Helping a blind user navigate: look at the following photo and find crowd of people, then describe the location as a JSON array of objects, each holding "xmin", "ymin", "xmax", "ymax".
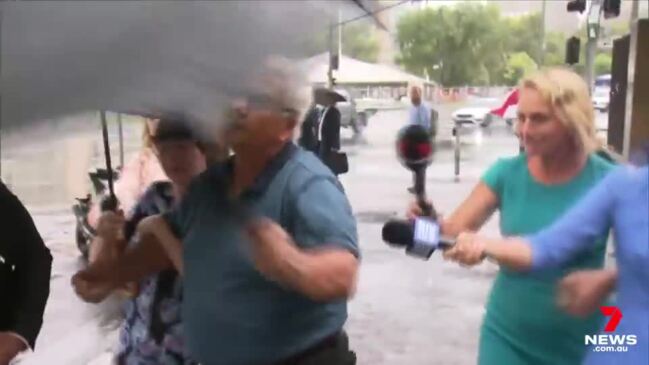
[{"xmin": 0, "ymin": 57, "xmax": 646, "ymax": 365}]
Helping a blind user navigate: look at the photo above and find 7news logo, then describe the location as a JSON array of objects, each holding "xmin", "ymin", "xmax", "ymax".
[{"xmin": 585, "ymin": 306, "xmax": 637, "ymax": 353}]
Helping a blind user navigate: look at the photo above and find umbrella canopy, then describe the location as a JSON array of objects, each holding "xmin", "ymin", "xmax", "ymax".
[
  {"xmin": 313, "ymin": 88, "xmax": 347, "ymax": 105},
  {"xmin": 0, "ymin": 1, "xmax": 377, "ymax": 132}
]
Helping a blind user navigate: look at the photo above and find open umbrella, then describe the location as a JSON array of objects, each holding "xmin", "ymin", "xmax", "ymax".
[
  {"xmin": 314, "ymin": 88, "xmax": 347, "ymax": 105},
  {"xmin": 0, "ymin": 1, "xmax": 383, "ymax": 129},
  {"xmin": 0, "ymin": 0, "xmax": 388, "ymax": 186}
]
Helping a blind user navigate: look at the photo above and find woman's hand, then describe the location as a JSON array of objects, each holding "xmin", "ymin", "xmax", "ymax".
[
  {"xmin": 558, "ymin": 269, "xmax": 617, "ymax": 317},
  {"xmin": 442, "ymin": 232, "xmax": 487, "ymax": 266},
  {"xmin": 96, "ymin": 210, "xmax": 125, "ymax": 244},
  {"xmin": 407, "ymin": 200, "xmax": 441, "ymax": 220}
]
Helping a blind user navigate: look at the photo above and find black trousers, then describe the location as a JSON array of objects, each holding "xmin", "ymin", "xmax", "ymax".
[{"xmin": 272, "ymin": 331, "xmax": 356, "ymax": 365}]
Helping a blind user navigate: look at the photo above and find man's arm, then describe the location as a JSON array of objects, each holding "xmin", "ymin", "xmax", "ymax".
[
  {"xmin": 5, "ymin": 188, "xmax": 52, "ymax": 350},
  {"xmin": 247, "ymin": 219, "xmax": 358, "ymax": 302},
  {"xmin": 248, "ymin": 176, "xmax": 359, "ymax": 302},
  {"xmin": 279, "ymin": 248, "xmax": 357, "ymax": 301}
]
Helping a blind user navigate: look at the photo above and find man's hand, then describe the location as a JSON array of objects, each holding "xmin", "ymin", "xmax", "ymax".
[
  {"xmin": 558, "ymin": 269, "xmax": 617, "ymax": 317},
  {"xmin": 0, "ymin": 332, "xmax": 27, "ymax": 365},
  {"xmin": 442, "ymin": 232, "xmax": 486, "ymax": 266},
  {"xmin": 245, "ymin": 218, "xmax": 295, "ymax": 283}
]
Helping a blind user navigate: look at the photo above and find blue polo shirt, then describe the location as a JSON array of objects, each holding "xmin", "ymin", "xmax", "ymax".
[{"xmin": 164, "ymin": 143, "xmax": 359, "ymax": 365}]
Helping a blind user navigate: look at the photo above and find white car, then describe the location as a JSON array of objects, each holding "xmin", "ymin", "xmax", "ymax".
[
  {"xmin": 592, "ymin": 88, "xmax": 610, "ymax": 112},
  {"xmin": 452, "ymin": 98, "xmax": 499, "ymax": 130}
]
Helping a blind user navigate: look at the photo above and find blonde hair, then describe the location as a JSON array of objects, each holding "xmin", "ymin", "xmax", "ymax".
[{"xmin": 519, "ymin": 67, "xmax": 601, "ymax": 153}]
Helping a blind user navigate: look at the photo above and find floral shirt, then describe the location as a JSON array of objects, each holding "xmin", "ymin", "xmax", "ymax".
[{"xmin": 117, "ymin": 181, "xmax": 195, "ymax": 365}]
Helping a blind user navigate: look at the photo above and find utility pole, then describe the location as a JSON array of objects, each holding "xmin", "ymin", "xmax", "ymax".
[
  {"xmin": 540, "ymin": 0, "xmax": 547, "ymax": 66},
  {"xmin": 327, "ymin": 19, "xmax": 335, "ymax": 89},
  {"xmin": 630, "ymin": 0, "xmax": 639, "ymax": 28},
  {"xmin": 338, "ymin": 8, "xmax": 343, "ymax": 58},
  {"xmin": 585, "ymin": 0, "xmax": 602, "ymax": 91}
]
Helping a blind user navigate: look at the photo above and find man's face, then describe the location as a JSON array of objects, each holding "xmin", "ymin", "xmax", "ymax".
[
  {"xmin": 154, "ymin": 140, "xmax": 206, "ymax": 187},
  {"xmin": 410, "ymin": 88, "xmax": 421, "ymax": 105},
  {"xmin": 225, "ymin": 96, "xmax": 295, "ymax": 154}
]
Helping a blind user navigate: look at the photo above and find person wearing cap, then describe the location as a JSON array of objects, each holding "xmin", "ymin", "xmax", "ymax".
[
  {"xmin": 87, "ymin": 115, "xmax": 209, "ymax": 365},
  {"xmin": 73, "ymin": 57, "xmax": 359, "ymax": 365},
  {"xmin": 317, "ymin": 90, "xmax": 342, "ymax": 175}
]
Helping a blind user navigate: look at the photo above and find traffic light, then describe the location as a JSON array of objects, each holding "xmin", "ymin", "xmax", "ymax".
[
  {"xmin": 567, "ymin": 0, "xmax": 587, "ymax": 13},
  {"xmin": 603, "ymin": 0, "xmax": 621, "ymax": 18},
  {"xmin": 566, "ymin": 36, "xmax": 581, "ymax": 65}
]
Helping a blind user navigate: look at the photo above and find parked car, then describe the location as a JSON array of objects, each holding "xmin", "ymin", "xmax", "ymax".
[
  {"xmin": 592, "ymin": 87, "xmax": 610, "ymax": 112},
  {"xmin": 452, "ymin": 97, "xmax": 500, "ymax": 130},
  {"xmin": 334, "ymin": 88, "xmax": 369, "ymax": 134}
]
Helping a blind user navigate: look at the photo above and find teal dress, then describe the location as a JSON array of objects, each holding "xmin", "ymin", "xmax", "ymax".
[{"xmin": 479, "ymin": 154, "xmax": 614, "ymax": 365}]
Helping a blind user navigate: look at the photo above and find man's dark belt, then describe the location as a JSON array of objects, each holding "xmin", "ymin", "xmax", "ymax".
[{"xmin": 271, "ymin": 331, "xmax": 354, "ymax": 365}]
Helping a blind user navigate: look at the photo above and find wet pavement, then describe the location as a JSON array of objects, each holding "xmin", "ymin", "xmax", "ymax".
[{"xmin": 7, "ymin": 106, "xmax": 533, "ymax": 364}]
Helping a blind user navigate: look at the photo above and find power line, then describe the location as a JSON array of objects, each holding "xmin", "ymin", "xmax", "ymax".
[{"xmin": 338, "ymin": 0, "xmax": 411, "ymax": 28}]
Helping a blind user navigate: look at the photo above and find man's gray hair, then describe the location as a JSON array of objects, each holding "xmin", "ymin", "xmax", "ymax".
[{"xmin": 254, "ymin": 55, "xmax": 312, "ymax": 125}]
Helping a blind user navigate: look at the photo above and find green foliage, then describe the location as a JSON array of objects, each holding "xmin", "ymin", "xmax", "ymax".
[
  {"xmin": 395, "ymin": 2, "xmax": 561, "ymax": 86},
  {"xmin": 504, "ymin": 52, "xmax": 538, "ymax": 86},
  {"xmin": 544, "ymin": 32, "xmax": 568, "ymax": 67},
  {"xmin": 304, "ymin": 22, "xmax": 380, "ymax": 63},
  {"xmin": 395, "ymin": 2, "xmax": 509, "ymax": 86},
  {"xmin": 595, "ymin": 53, "xmax": 612, "ymax": 76},
  {"xmin": 504, "ymin": 13, "xmax": 544, "ymax": 65}
]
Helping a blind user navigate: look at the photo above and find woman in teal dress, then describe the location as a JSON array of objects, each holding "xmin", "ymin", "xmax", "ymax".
[{"xmin": 409, "ymin": 68, "xmax": 614, "ymax": 364}]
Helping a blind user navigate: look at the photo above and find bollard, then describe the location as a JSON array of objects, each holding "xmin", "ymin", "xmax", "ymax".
[{"xmin": 453, "ymin": 126, "xmax": 460, "ymax": 182}]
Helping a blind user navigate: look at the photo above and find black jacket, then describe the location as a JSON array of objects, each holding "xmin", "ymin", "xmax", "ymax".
[
  {"xmin": 318, "ymin": 106, "xmax": 341, "ymax": 157},
  {"xmin": 298, "ymin": 106, "xmax": 320, "ymax": 154},
  {"xmin": 0, "ymin": 181, "xmax": 52, "ymax": 348}
]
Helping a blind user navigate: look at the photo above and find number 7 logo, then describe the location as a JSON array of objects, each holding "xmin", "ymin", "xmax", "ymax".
[{"xmin": 601, "ymin": 306, "xmax": 623, "ymax": 332}]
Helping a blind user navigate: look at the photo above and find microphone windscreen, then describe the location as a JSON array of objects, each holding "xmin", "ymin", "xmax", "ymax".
[{"xmin": 382, "ymin": 220, "xmax": 414, "ymax": 247}]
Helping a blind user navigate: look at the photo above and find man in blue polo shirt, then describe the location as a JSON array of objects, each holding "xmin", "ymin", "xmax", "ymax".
[{"xmin": 73, "ymin": 57, "xmax": 360, "ymax": 365}]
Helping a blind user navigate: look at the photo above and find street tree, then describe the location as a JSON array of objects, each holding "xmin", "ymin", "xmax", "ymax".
[{"xmin": 395, "ymin": 2, "xmax": 508, "ymax": 86}]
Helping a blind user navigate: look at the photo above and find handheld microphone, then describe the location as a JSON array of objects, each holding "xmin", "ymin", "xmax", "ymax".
[
  {"xmin": 382, "ymin": 218, "xmax": 455, "ymax": 260},
  {"xmin": 396, "ymin": 124, "xmax": 436, "ymax": 218}
]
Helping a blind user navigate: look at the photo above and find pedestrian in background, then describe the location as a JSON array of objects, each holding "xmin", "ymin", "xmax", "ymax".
[
  {"xmin": 318, "ymin": 90, "xmax": 343, "ymax": 176},
  {"xmin": 407, "ymin": 86, "xmax": 431, "ymax": 132},
  {"xmin": 299, "ymin": 96, "xmax": 321, "ymax": 154}
]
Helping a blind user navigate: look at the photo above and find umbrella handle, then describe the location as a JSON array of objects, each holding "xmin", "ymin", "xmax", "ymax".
[
  {"xmin": 100, "ymin": 194, "xmax": 119, "ymax": 212},
  {"xmin": 100, "ymin": 110, "xmax": 118, "ymax": 211}
]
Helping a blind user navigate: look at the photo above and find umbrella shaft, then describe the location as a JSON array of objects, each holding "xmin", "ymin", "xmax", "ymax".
[{"xmin": 100, "ymin": 111, "xmax": 115, "ymax": 199}]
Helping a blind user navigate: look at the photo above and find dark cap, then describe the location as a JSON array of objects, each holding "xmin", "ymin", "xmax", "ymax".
[{"xmin": 152, "ymin": 113, "xmax": 202, "ymax": 144}]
